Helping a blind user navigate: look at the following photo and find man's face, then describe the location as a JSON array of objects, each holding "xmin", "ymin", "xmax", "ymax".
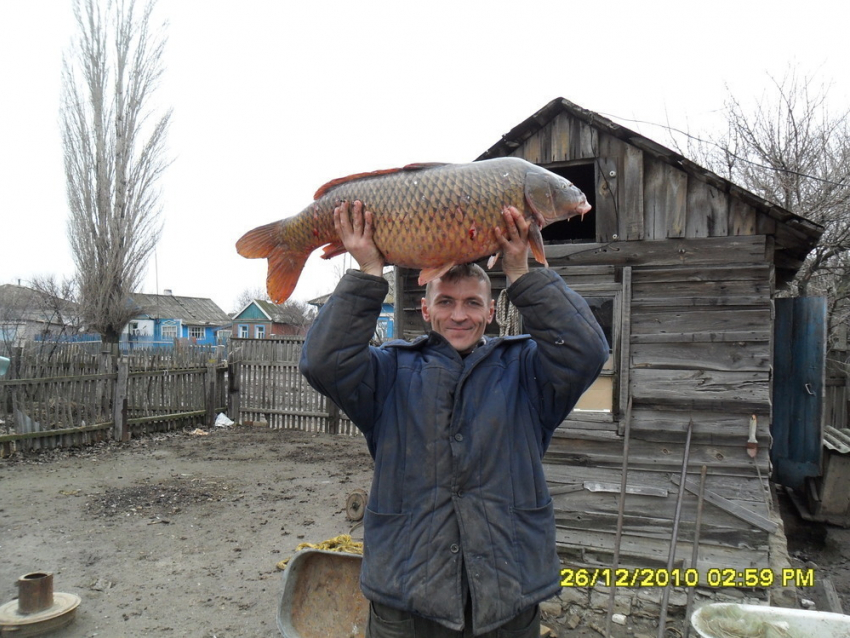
[{"xmin": 421, "ymin": 276, "xmax": 495, "ymax": 354}]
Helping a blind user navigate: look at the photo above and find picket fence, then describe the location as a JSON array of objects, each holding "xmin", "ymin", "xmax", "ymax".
[
  {"xmin": 0, "ymin": 343, "xmax": 227, "ymax": 456},
  {"xmin": 228, "ymin": 337, "xmax": 357, "ymax": 435}
]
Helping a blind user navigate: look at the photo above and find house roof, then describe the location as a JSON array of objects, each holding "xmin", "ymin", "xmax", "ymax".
[
  {"xmin": 477, "ymin": 97, "xmax": 823, "ymax": 263},
  {"xmin": 308, "ymin": 272, "xmax": 395, "ymax": 308},
  {"xmin": 0, "ymin": 284, "xmax": 76, "ymax": 326},
  {"xmin": 128, "ymin": 293, "xmax": 230, "ymax": 326},
  {"xmin": 258, "ymin": 299, "xmax": 305, "ymax": 323}
]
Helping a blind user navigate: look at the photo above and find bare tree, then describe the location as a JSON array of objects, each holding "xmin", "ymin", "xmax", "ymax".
[
  {"xmin": 62, "ymin": 0, "xmax": 171, "ymax": 347},
  {"xmin": 0, "ymin": 277, "xmax": 83, "ymax": 358},
  {"xmin": 232, "ymin": 286, "xmax": 271, "ymax": 315},
  {"xmin": 685, "ymin": 70, "xmax": 850, "ymax": 345}
]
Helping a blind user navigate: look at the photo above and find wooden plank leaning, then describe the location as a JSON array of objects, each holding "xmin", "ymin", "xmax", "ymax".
[{"xmin": 669, "ymin": 475, "xmax": 778, "ymax": 534}]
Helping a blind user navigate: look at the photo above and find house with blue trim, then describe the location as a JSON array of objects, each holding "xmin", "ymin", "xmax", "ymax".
[
  {"xmin": 232, "ymin": 299, "xmax": 314, "ymax": 338},
  {"xmin": 307, "ymin": 273, "xmax": 395, "ymax": 342},
  {"xmin": 124, "ymin": 291, "xmax": 230, "ymax": 347}
]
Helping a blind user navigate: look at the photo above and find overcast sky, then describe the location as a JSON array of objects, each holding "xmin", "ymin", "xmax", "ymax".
[{"xmin": 1, "ymin": 0, "xmax": 848, "ymax": 313}]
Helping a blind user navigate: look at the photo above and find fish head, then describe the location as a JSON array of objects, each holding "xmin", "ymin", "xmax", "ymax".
[{"xmin": 524, "ymin": 169, "xmax": 591, "ymax": 227}]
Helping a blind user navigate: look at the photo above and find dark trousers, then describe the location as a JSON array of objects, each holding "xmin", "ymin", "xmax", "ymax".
[{"xmin": 366, "ymin": 600, "xmax": 540, "ymax": 638}]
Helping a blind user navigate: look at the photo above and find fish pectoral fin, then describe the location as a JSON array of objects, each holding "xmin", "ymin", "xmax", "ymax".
[
  {"xmin": 418, "ymin": 263, "xmax": 456, "ymax": 286},
  {"xmin": 528, "ymin": 224, "xmax": 549, "ymax": 268},
  {"xmin": 320, "ymin": 241, "xmax": 347, "ymax": 260},
  {"xmin": 487, "ymin": 252, "xmax": 501, "ymax": 269}
]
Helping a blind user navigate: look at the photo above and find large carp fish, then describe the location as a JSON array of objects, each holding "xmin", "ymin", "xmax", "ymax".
[{"xmin": 236, "ymin": 157, "xmax": 591, "ymax": 303}]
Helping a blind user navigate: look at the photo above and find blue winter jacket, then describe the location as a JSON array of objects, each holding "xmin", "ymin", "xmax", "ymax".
[{"xmin": 299, "ymin": 268, "xmax": 608, "ymax": 635}]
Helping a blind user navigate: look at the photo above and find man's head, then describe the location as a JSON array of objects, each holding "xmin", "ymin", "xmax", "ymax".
[{"xmin": 421, "ymin": 264, "xmax": 495, "ymax": 354}]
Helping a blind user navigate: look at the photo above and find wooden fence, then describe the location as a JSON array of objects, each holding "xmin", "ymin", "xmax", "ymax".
[
  {"xmin": 0, "ymin": 344, "xmax": 227, "ymax": 456},
  {"xmin": 826, "ymin": 350, "xmax": 848, "ymax": 430},
  {"xmin": 228, "ymin": 337, "xmax": 356, "ymax": 435}
]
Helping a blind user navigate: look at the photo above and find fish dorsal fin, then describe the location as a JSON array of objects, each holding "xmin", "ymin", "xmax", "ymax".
[{"xmin": 313, "ymin": 163, "xmax": 450, "ymax": 200}]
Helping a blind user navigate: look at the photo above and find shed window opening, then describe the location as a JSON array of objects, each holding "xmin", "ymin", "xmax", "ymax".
[
  {"xmin": 573, "ymin": 295, "xmax": 615, "ymax": 413},
  {"xmin": 540, "ymin": 162, "xmax": 596, "ymax": 244}
]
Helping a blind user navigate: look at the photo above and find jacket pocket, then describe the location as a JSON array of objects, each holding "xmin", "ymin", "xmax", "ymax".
[
  {"xmin": 510, "ymin": 500, "xmax": 558, "ymax": 595},
  {"xmin": 362, "ymin": 508, "xmax": 412, "ymax": 599}
]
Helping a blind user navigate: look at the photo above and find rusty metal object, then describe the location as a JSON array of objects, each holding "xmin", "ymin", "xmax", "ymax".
[
  {"xmin": 17, "ymin": 572, "xmax": 53, "ymax": 615},
  {"xmin": 0, "ymin": 572, "xmax": 81, "ymax": 637},
  {"xmin": 277, "ymin": 550, "xmax": 368, "ymax": 638},
  {"xmin": 346, "ymin": 489, "xmax": 368, "ymax": 522}
]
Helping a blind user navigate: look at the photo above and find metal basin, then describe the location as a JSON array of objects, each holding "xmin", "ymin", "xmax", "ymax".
[
  {"xmin": 691, "ymin": 602, "xmax": 850, "ymax": 638},
  {"xmin": 277, "ymin": 550, "xmax": 368, "ymax": 638}
]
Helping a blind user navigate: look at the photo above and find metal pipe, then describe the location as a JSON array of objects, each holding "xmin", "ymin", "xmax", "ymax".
[
  {"xmin": 605, "ymin": 397, "xmax": 633, "ymax": 638},
  {"xmin": 657, "ymin": 418, "xmax": 694, "ymax": 638},
  {"xmin": 683, "ymin": 465, "xmax": 708, "ymax": 638},
  {"xmin": 17, "ymin": 572, "xmax": 54, "ymax": 615}
]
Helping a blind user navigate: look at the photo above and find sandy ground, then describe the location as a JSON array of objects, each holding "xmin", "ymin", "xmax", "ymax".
[{"xmin": 1, "ymin": 426, "xmax": 846, "ymax": 638}]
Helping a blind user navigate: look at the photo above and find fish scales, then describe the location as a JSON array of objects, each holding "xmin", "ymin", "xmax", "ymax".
[{"xmin": 236, "ymin": 158, "xmax": 590, "ymax": 303}]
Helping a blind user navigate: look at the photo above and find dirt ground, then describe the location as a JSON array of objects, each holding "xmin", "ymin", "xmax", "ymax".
[
  {"xmin": 1, "ymin": 426, "xmax": 375, "ymax": 638},
  {"xmin": 1, "ymin": 426, "xmax": 847, "ymax": 638}
]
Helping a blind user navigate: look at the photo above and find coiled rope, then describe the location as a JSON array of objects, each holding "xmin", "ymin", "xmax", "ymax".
[{"xmin": 495, "ymin": 289, "xmax": 521, "ymax": 336}]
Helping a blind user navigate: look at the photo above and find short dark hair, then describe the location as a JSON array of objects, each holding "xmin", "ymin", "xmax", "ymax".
[{"xmin": 424, "ymin": 263, "xmax": 491, "ymax": 301}]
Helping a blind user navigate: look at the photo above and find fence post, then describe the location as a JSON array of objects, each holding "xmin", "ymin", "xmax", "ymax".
[
  {"xmin": 113, "ymin": 359, "xmax": 129, "ymax": 442},
  {"xmin": 327, "ymin": 401, "xmax": 340, "ymax": 435},
  {"xmin": 229, "ymin": 361, "xmax": 240, "ymax": 424},
  {"xmin": 206, "ymin": 362, "xmax": 216, "ymax": 426}
]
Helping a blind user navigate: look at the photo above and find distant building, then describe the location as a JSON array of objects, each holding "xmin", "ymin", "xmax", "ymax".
[
  {"xmin": 0, "ymin": 284, "xmax": 80, "ymax": 351},
  {"xmin": 231, "ymin": 299, "xmax": 312, "ymax": 338},
  {"xmin": 125, "ymin": 291, "xmax": 230, "ymax": 347},
  {"xmin": 307, "ymin": 273, "xmax": 395, "ymax": 341}
]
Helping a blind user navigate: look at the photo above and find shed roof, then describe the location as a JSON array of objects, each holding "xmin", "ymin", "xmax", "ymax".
[
  {"xmin": 477, "ymin": 97, "xmax": 823, "ymax": 271},
  {"xmin": 129, "ymin": 293, "xmax": 230, "ymax": 326}
]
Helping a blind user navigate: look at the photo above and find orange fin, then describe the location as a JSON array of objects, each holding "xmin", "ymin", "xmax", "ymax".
[
  {"xmin": 313, "ymin": 163, "xmax": 450, "ymax": 200},
  {"xmin": 236, "ymin": 221, "xmax": 279, "ymax": 259},
  {"xmin": 320, "ymin": 241, "xmax": 347, "ymax": 260},
  {"xmin": 528, "ymin": 224, "xmax": 549, "ymax": 267},
  {"xmin": 265, "ymin": 247, "xmax": 310, "ymax": 304},
  {"xmin": 236, "ymin": 221, "xmax": 308, "ymax": 304},
  {"xmin": 418, "ymin": 262, "xmax": 456, "ymax": 286}
]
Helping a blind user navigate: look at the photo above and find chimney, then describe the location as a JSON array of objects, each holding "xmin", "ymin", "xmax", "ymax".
[{"xmin": 164, "ymin": 289, "xmax": 173, "ymax": 295}]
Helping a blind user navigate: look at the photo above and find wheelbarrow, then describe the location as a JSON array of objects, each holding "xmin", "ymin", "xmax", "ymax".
[{"xmin": 277, "ymin": 550, "xmax": 369, "ymax": 638}]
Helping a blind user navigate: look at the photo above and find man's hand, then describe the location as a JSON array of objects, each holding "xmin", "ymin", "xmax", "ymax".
[
  {"xmin": 334, "ymin": 200, "xmax": 384, "ymax": 277},
  {"xmin": 494, "ymin": 206, "xmax": 531, "ymax": 284}
]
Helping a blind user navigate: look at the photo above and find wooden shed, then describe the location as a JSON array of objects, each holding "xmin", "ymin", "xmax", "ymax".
[{"xmin": 393, "ymin": 98, "xmax": 824, "ymax": 606}]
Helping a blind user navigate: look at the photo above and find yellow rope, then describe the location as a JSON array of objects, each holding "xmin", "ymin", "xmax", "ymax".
[{"xmin": 276, "ymin": 534, "xmax": 364, "ymax": 570}]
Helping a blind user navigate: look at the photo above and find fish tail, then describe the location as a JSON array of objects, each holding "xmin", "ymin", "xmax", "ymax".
[{"xmin": 236, "ymin": 219, "xmax": 311, "ymax": 304}]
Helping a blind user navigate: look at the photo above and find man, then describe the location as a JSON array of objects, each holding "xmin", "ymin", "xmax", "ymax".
[{"xmin": 300, "ymin": 200, "xmax": 608, "ymax": 637}]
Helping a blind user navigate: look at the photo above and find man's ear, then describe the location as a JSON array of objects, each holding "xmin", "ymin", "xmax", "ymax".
[
  {"xmin": 421, "ymin": 297, "xmax": 430, "ymax": 323},
  {"xmin": 488, "ymin": 299, "xmax": 495, "ymax": 324}
]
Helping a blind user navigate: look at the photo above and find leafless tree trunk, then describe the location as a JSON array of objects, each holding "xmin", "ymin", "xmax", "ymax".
[
  {"xmin": 62, "ymin": 0, "xmax": 170, "ymax": 347},
  {"xmin": 685, "ymin": 69, "xmax": 850, "ymax": 346}
]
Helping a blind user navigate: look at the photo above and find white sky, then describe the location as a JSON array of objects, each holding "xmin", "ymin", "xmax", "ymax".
[{"xmin": 1, "ymin": 0, "xmax": 848, "ymax": 314}]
